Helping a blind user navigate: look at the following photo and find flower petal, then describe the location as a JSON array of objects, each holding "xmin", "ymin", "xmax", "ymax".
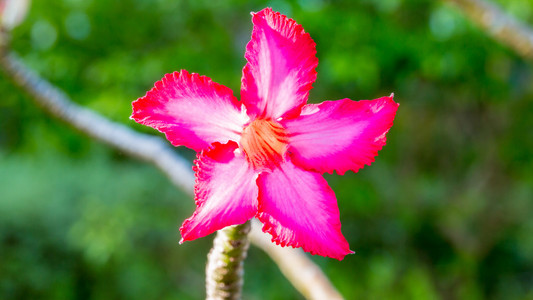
[
  {"xmin": 256, "ymin": 160, "xmax": 352, "ymax": 260},
  {"xmin": 282, "ymin": 95, "xmax": 399, "ymax": 175},
  {"xmin": 241, "ymin": 8, "xmax": 318, "ymax": 120},
  {"xmin": 131, "ymin": 70, "xmax": 248, "ymax": 152},
  {"xmin": 180, "ymin": 142, "xmax": 258, "ymax": 242}
]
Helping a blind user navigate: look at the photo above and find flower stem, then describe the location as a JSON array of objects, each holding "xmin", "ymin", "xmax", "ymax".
[{"xmin": 206, "ymin": 221, "xmax": 251, "ymax": 300}]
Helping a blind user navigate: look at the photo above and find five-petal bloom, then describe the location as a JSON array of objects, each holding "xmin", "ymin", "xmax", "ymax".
[{"xmin": 131, "ymin": 8, "xmax": 398, "ymax": 260}]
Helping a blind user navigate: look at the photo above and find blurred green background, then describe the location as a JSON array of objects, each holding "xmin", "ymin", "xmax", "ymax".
[{"xmin": 1, "ymin": 0, "xmax": 533, "ymax": 299}]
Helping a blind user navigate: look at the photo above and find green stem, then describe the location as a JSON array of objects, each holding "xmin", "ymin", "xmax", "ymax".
[{"xmin": 205, "ymin": 221, "xmax": 251, "ymax": 300}]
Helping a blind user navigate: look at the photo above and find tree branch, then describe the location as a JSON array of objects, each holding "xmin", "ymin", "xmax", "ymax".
[
  {"xmin": 0, "ymin": 49, "xmax": 195, "ymax": 194},
  {"xmin": 445, "ymin": 0, "xmax": 533, "ymax": 61},
  {"xmin": 0, "ymin": 38, "xmax": 344, "ymax": 300}
]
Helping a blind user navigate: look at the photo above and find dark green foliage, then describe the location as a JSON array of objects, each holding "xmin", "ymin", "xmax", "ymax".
[{"xmin": 1, "ymin": 0, "xmax": 532, "ymax": 299}]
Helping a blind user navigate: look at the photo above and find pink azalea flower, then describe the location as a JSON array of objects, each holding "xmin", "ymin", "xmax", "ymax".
[{"xmin": 131, "ymin": 8, "xmax": 398, "ymax": 260}]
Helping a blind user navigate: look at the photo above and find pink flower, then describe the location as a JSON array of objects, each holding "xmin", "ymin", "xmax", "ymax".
[{"xmin": 131, "ymin": 8, "xmax": 398, "ymax": 260}]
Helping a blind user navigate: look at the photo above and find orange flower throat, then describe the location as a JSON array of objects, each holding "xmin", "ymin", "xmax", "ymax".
[{"xmin": 240, "ymin": 119, "xmax": 289, "ymax": 170}]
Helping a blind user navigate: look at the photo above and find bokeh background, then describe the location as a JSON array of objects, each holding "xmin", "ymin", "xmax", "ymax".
[{"xmin": 1, "ymin": 0, "xmax": 533, "ymax": 299}]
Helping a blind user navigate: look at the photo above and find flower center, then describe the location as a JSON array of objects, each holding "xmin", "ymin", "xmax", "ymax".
[{"xmin": 240, "ymin": 118, "xmax": 289, "ymax": 170}]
